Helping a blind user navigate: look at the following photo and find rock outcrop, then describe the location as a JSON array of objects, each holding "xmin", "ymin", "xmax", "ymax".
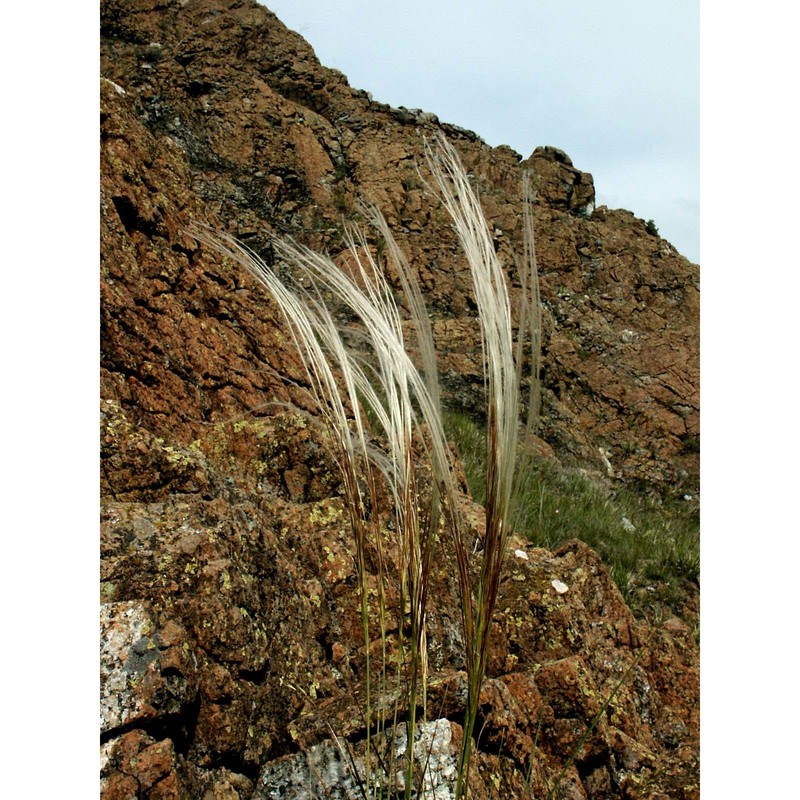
[
  {"xmin": 100, "ymin": 399, "xmax": 699, "ymax": 798},
  {"xmin": 101, "ymin": 0, "xmax": 698, "ymax": 499},
  {"xmin": 100, "ymin": 1, "xmax": 700, "ymax": 797}
]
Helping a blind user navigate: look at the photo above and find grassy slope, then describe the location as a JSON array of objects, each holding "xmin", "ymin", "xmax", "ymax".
[{"xmin": 443, "ymin": 410, "xmax": 700, "ymax": 620}]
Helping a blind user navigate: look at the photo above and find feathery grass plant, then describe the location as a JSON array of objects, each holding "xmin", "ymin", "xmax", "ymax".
[
  {"xmin": 422, "ymin": 136, "xmax": 541, "ymax": 798},
  {"xmin": 192, "ymin": 132, "xmax": 541, "ymax": 799}
]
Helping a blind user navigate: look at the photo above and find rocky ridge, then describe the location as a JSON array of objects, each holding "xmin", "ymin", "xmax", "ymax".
[
  {"xmin": 100, "ymin": 1, "xmax": 699, "ymax": 798},
  {"xmin": 100, "ymin": 0, "xmax": 698, "ymax": 498}
]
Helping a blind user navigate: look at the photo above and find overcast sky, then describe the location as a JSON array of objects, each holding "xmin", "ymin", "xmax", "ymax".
[{"xmin": 263, "ymin": 1, "xmax": 699, "ymax": 263}]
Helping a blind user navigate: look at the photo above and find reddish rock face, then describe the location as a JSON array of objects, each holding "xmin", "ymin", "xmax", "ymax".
[
  {"xmin": 100, "ymin": 0, "xmax": 698, "ymax": 500},
  {"xmin": 100, "ymin": 1, "xmax": 699, "ymax": 798}
]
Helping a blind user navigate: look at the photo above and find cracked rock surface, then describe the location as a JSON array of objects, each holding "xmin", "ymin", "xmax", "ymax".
[{"xmin": 100, "ymin": 1, "xmax": 699, "ymax": 798}]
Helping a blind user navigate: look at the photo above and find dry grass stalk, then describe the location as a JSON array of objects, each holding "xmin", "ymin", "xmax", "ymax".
[{"xmin": 191, "ymin": 132, "xmax": 540, "ymax": 799}]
